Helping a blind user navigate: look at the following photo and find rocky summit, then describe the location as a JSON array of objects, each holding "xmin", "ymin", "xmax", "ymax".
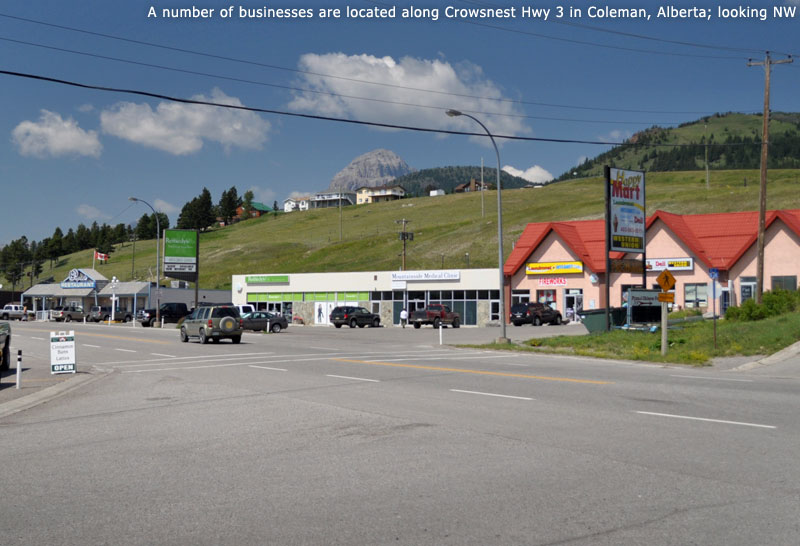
[{"xmin": 328, "ymin": 149, "xmax": 415, "ymax": 191}]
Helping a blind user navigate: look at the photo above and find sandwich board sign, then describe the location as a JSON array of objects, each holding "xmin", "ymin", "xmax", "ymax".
[{"xmin": 50, "ymin": 331, "xmax": 76, "ymax": 374}]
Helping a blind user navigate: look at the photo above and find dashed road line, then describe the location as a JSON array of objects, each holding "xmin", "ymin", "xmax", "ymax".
[
  {"xmin": 83, "ymin": 344, "xmax": 101, "ymax": 348},
  {"xmin": 115, "ymin": 348, "xmax": 137, "ymax": 353},
  {"xmin": 249, "ymin": 365, "xmax": 287, "ymax": 372},
  {"xmin": 151, "ymin": 353, "xmax": 176, "ymax": 358},
  {"xmin": 450, "ymin": 389, "xmax": 534, "ymax": 401},
  {"xmin": 326, "ymin": 374, "xmax": 380, "ymax": 383},
  {"xmin": 635, "ymin": 411, "xmax": 775, "ymax": 429},
  {"xmin": 669, "ymin": 374, "xmax": 753, "ymax": 383}
]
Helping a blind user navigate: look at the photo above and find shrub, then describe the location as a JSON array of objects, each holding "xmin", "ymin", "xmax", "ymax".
[{"xmin": 726, "ymin": 290, "xmax": 799, "ymax": 322}]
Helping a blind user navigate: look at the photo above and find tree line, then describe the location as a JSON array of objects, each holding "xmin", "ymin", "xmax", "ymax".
[{"xmin": 0, "ymin": 185, "xmax": 264, "ymax": 292}]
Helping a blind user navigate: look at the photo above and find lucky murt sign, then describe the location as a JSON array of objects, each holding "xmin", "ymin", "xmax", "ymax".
[{"xmin": 50, "ymin": 331, "xmax": 76, "ymax": 374}]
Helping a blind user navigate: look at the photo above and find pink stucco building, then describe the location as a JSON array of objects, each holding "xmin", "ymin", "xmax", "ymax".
[{"xmin": 504, "ymin": 209, "xmax": 800, "ymax": 319}]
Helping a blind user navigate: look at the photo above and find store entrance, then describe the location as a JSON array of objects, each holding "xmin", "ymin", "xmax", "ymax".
[{"xmin": 564, "ymin": 290, "xmax": 583, "ymax": 322}]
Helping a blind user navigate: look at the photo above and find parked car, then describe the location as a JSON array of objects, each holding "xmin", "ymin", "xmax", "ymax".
[
  {"xmin": 329, "ymin": 306, "xmax": 381, "ymax": 329},
  {"xmin": 1, "ymin": 304, "xmax": 25, "ymax": 321},
  {"xmin": 235, "ymin": 304, "xmax": 255, "ymax": 316},
  {"xmin": 90, "ymin": 306, "xmax": 133, "ymax": 323},
  {"xmin": 410, "ymin": 304, "xmax": 460, "ymax": 329},
  {"xmin": 510, "ymin": 302, "xmax": 562, "ymax": 326},
  {"xmin": 137, "ymin": 302, "xmax": 191, "ymax": 327},
  {"xmin": 180, "ymin": 305, "xmax": 244, "ymax": 344},
  {"xmin": 241, "ymin": 311, "xmax": 289, "ymax": 333},
  {"xmin": 0, "ymin": 321, "xmax": 10, "ymax": 371},
  {"xmin": 51, "ymin": 304, "xmax": 89, "ymax": 322}
]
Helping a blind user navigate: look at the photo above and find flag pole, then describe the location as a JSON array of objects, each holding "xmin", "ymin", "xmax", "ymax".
[{"xmin": 93, "ymin": 249, "xmax": 96, "ymax": 269}]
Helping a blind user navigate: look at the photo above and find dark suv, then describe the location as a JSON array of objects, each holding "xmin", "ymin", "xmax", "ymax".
[
  {"xmin": 329, "ymin": 306, "xmax": 381, "ymax": 328},
  {"xmin": 511, "ymin": 302, "xmax": 562, "ymax": 326},
  {"xmin": 180, "ymin": 305, "xmax": 244, "ymax": 344}
]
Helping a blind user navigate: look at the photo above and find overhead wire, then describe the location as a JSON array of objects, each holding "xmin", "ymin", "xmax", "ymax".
[{"xmin": 0, "ymin": 69, "xmax": 758, "ymax": 148}]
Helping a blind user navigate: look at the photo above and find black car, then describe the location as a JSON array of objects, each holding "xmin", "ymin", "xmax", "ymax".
[
  {"xmin": 241, "ymin": 311, "xmax": 289, "ymax": 333},
  {"xmin": 329, "ymin": 306, "xmax": 381, "ymax": 328},
  {"xmin": 511, "ymin": 302, "xmax": 562, "ymax": 326}
]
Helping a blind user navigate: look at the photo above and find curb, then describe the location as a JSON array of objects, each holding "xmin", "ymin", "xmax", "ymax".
[
  {"xmin": 0, "ymin": 368, "xmax": 111, "ymax": 420},
  {"xmin": 731, "ymin": 340, "xmax": 800, "ymax": 372}
]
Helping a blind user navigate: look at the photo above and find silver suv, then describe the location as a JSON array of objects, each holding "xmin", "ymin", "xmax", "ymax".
[{"xmin": 180, "ymin": 305, "xmax": 243, "ymax": 344}]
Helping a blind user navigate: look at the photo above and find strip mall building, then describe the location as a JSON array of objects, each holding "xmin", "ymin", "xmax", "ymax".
[{"xmin": 504, "ymin": 209, "xmax": 800, "ymax": 318}]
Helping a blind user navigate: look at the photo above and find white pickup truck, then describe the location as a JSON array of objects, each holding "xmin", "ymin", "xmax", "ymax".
[{"xmin": 1, "ymin": 304, "xmax": 25, "ymax": 321}]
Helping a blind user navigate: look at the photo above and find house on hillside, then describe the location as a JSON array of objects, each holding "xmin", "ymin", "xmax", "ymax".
[
  {"xmin": 237, "ymin": 202, "xmax": 272, "ymax": 219},
  {"xmin": 283, "ymin": 197, "xmax": 310, "ymax": 213},
  {"xmin": 310, "ymin": 191, "xmax": 356, "ymax": 209},
  {"xmin": 356, "ymin": 185, "xmax": 405, "ymax": 204},
  {"xmin": 454, "ymin": 179, "xmax": 493, "ymax": 193}
]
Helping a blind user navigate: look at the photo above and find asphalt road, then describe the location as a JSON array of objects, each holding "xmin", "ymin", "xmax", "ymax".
[{"xmin": 1, "ymin": 321, "xmax": 799, "ymax": 545}]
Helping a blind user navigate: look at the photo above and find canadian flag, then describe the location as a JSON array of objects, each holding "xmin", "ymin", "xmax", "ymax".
[{"xmin": 94, "ymin": 250, "xmax": 109, "ymax": 262}]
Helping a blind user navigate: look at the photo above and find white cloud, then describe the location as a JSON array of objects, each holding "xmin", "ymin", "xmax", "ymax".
[
  {"xmin": 287, "ymin": 191, "xmax": 312, "ymax": 200},
  {"xmin": 77, "ymin": 104, "xmax": 94, "ymax": 113},
  {"xmin": 154, "ymin": 199, "xmax": 179, "ymax": 214},
  {"xmin": 247, "ymin": 185, "xmax": 276, "ymax": 206},
  {"xmin": 12, "ymin": 110, "xmax": 102, "ymax": 158},
  {"xmin": 288, "ymin": 53, "xmax": 528, "ymax": 139},
  {"xmin": 100, "ymin": 88, "xmax": 271, "ymax": 155},
  {"xmin": 76, "ymin": 204, "xmax": 110, "ymax": 221},
  {"xmin": 597, "ymin": 129, "xmax": 633, "ymax": 144},
  {"xmin": 576, "ymin": 155, "xmax": 588, "ymax": 166},
  {"xmin": 502, "ymin": 165, "xmax": 553, "ymax": 184}
]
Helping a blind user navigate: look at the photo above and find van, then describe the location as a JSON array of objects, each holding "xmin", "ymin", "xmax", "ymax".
[{"xmin": 235, "ymin": 304, "xmax": 255, "ymax": 316}]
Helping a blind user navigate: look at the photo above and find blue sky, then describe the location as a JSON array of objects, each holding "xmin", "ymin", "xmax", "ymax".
[{"xmin": 1, "ymin": 0, "xmax": 798, "ymax": 245}]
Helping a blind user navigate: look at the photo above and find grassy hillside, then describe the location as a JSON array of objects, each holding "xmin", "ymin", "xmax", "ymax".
[
  {"xmin": 559, "ymin": 113, "xmax": 800, "ymax": 179},
  {"xmin": 8, "ymin": 168, "xmax": 800, "ymax": 291}
]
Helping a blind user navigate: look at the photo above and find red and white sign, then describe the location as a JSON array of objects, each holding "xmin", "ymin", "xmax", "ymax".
[
  {"xmin": 538, "ymin": 277, "xmax": 567, "ymax": 287},
  {"xmin": 94, "ymin": 250, "xmax": 109, "ymax": 262}
]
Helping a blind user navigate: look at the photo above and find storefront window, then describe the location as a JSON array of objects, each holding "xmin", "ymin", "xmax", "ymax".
[
  {"xmin": 684, "ymin": 283, "xmax": 708, "ymax": 308},
  {"xmin": 772, "ymin": 276, "xmax": 797, "ymax": 291},
  {"xmin": 512, "ymin": 289, "xmax": 530, "ymax": 305}
]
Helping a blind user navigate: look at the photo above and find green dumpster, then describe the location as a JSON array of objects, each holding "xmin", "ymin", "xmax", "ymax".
[{"xmin": 579, "ymin": 308, "xmax": 627, "ymax": 333}]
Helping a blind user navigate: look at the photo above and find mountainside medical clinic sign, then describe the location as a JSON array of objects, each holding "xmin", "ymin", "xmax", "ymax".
[
  {"xmin": 163, "ymin": 229, "xmax": 198, "ymax": 282},
  {"xmin": 608, "ymin": 168, "xmax": 646, "ymax": 253}
]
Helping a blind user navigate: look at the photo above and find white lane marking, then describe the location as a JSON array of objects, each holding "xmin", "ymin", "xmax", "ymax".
[
  {"xmin": 250, "ymin": 365, "xmax": 287, "ymax": 372},
  {"xmin": 326, "ymin": 374, "xmax": 379, "ymax": 383},
  {"xmin": 123, "ymin": 362, "xmax": 255, "ymax": 373},
  {"xmin": 83, "ymin": 344, "xmax": 102, "ymax": 348},
  {"xmin": 106, "ymin": 352, "xmax": 277, "ymax": 367},
  {"xmin": 635, "ymin": 411, "xmax": 776, "ymax": 429},
  {"xmin": 115, "ymin": 348, "xmax": 137, "ymax": 353},
  {"xmin": 151, "ymin": 353, "xmax": 176, "ymax": 358},
  {"xmin": 30, "ymin": 337, "xmax": 46, "ymax": 341},
  {"xmin": 669, "ymin": 374, "xmax": 753, "ymax": 383},
  {"xmin": 450, "ymin": 389, "xmax": 534, "ymax": 401}
]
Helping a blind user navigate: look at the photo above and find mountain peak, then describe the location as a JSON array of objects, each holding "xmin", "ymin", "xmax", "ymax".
[{"xmin": 328, "ymin": 149, "xmax": 415, "ymax": 191}]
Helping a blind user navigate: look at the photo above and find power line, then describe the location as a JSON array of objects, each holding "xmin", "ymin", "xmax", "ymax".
[
  {"xmin": 0, "ymin": 11, "xmax": 732, "ymax": 116},
  {"xmin": 0, "ymin": 69, "xmax": 759, "ymax": 148},
  {"xmin": 0, "ymin": 35, "xmax": 684, "ymax": 127}
]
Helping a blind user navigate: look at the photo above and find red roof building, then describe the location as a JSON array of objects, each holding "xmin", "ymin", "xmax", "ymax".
[{"xmin": 504, "ymin": 209, "xmax": 800, "ymax": 318}]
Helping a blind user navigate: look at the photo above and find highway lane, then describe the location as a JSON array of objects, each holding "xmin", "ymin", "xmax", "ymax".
[{"xmin": 1, "ymin": 321, "xmax": 799, "ymax": 544}]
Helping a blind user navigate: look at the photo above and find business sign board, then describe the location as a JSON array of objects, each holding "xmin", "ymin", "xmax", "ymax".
[
  {"xmin": 50, "ymin": 331, "xmax": 76, "ymax": 374},
  {"xmin": 60, "ymin": 268, "xmax": 96, "ymax": 289},
  {"xmin": 525, "ymin": 262, "xmax": 583, "ymax": 275},
  {"xmin": 538, "ymin": 277, "xmax": 568, "ymax": 287},
  {"xmin": 391, "ymin": 271, "xmax": 460, "ymax": 282},
  {"xmin": 610, "ymin": 258, "xmax": 645, "ymax": 274},
  {"xmin": 609, "ymin": 168, "xmax": 646, "ymax": 253},
  {"xmin": 245, "ymin": 275, "xmax": 289, "ymax": 284},
  {"xmin": 163, "ymin": 229, "xmax": 198, "ymax": 282},
  {"xmin": 646, "ymin": 258, "xmax": 693, "ymax": 272},
  {"xmin": 627, "ymin": 289, "xmax": 662, "ymax": 324}
]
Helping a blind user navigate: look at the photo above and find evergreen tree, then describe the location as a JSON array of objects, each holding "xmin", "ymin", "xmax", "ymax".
[
  {"xmin": 197, "ymin": 188, "xmax": 215, "ymax": 230},
  {"xmin": 241, "ymin": 190, "xmax": 254, "ymax": 218}
]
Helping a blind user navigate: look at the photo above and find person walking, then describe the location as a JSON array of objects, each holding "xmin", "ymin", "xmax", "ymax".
[{"xmin": 400, "ymin": 308, "xmax": 408, "ymax": 328}]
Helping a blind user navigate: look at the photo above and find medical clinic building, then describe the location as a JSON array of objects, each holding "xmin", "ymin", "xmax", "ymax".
[
  {"xmin": 504, "ymin": 209, "xmax": 800, "ymax": 317},
  {"xmin": 231, "ymin": 269, "xmax": 501, "ymax": 326}
]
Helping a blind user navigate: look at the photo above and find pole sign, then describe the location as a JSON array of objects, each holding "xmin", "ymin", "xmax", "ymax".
[
  {"xmin": 163, "ymin": 229, "xmax": 199, "ymax": 282},
  {"xmin": 50, "ymin": 331, "xmax": 76, "ymax": 374},
  {"xmin": 609, "ymin": 168, "xmax": 646, "ymax": 253}
]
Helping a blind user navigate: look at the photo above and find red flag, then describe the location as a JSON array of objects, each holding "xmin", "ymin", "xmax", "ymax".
[{"xmin": 94, "ymin": 250, "xmax": 109, "ymax": 262}]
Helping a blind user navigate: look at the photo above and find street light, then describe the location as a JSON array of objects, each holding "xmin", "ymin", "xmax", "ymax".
[
  {"xmin": 129, "ymin": 197, "xmax": 161, "ymax": 327},
  {"xmin": 110, "ymin": 276, "xmax": 118, "ymax": 324},
  {"xmin": 446, "ymin": 109, "xmax": 508, "ymax": 342}
]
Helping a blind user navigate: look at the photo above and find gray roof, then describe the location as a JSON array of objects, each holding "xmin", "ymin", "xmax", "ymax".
[
  {"xmin": 98, "ymin": 281, "xmax": 150, "ymax": 296},
  {"xmin": 23, "ymin": 285, "xmax": 94, "ymax": 297}
]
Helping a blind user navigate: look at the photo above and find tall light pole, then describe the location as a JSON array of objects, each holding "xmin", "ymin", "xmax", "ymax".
[
  {"xmin": 446, "ymin": 109, "xmax": 507, "ymax": 342},
  {"xmin": 129, "ymin": 197, "xmax": 161, "ymax": 326}
]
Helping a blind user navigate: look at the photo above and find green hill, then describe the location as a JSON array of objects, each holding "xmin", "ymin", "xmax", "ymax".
[
  {"xmin": 9, "ymin": 168, "xmax": 800, "ymax": 291},
  {"xmin": 393, "ymin": 165, "xmax": 534, "ymax": 196},
  {"xmin": 558, "ymin": 112, "xmax": 800, "ymax": 180}
]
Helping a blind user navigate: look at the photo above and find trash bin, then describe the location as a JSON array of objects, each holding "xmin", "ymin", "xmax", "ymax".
[{"xmin": 578, "ymin": 308, "xmax": 627, "ymax": 333}]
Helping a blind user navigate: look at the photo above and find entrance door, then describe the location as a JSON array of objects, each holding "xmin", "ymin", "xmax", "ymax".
[
  {"xmin": 267, "ymin": 302, "xmax": 282, "ymax": 314},
  {"xmin": 564, "ymin": 290, "xmax": 583, "ymax": 322}
]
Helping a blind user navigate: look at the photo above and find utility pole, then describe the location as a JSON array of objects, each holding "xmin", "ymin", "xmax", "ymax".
[
  {"xmin": 396, "ymin": 219, "xmax": 413, "ymax": 271},
  {"xmin": 480, "ymin": 157, "xmax": 485, "ymax": 218},
  {"xmin": 704, "ymin": 122, "xmax": 709, "ymax": 191},
  {"xmin": 748, "ymin": 52, "xmax": 793, "ymax": 303}
]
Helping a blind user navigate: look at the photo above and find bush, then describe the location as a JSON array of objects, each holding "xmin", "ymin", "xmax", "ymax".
[{"xmin": 725, "ymin": 290, "xmax": 800, "ymax": 322}]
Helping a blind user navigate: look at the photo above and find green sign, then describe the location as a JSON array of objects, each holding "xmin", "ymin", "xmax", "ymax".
[
  {"xmin": 246, "ymin": 275, "xmax": 289, "ymax": 284},
  {"xmin": 163, "ymin": 230, "xmax": 198, "ymax": 281}
]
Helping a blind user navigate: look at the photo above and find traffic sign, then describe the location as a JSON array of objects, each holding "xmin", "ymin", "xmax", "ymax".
[
  {"xmin": 657, "ymin": 269, "xmax": 676, "ymax": 292},
  {"xmin": 658, "ymin": 292, "xmax": 675, "ymax": 303},
  {"xmin": 709, "ymin": 268, "xmax": 719, "ymax": 280}
]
